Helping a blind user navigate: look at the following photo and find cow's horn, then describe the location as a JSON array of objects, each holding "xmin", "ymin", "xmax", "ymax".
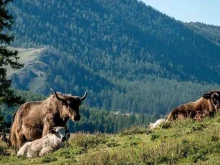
[
  {"xmin": 81, "ymin": 90, "xmax": 87, "ymax": 101},
  {"xmin": 50, "ymin": 88, "xmax": 63, "ymax": 101}
]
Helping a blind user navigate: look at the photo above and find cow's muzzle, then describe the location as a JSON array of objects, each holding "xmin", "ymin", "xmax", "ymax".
[{"xmin": 61, "ymin": 137, "xmax": 66, "ymax": 142}]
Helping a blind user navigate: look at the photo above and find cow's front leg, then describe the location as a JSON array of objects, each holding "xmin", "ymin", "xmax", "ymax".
[
  {"xmin": 42, "ymin": 125, "xmax": 51, "ymax": 136},
  {"xmin": 42, "ymin": 115, "xmax": 54, "ymax": 136}
]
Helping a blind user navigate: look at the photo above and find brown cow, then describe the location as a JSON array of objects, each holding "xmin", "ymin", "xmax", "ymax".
[
  {"xmin": 166, "ymin": 90, "xmax": 220, "ymax": 121},
  {"xmin": 10, "ymin": 88, "xmax": 87, "ymax": 149}
]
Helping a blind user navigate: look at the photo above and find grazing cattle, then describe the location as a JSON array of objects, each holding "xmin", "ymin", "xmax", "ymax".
[
  {"xmin": 166, "ymin": 90, "xmax": 220, "ymax": 121},
  {"xmin": 17, "ymin": 127, "xmax": 70, "ymax": 158},
  {"xmin": 148, "ymin": 119, "xmax": 165, "ymax": 129},
  {"xmin": 10, "ymin": 88, "xmax": 87, "ymax": 149}
]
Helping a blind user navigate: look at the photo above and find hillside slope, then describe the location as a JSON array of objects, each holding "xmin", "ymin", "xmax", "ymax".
[
  {"xmin": 6, "ymin": 47, "xmax": 44, "ymax": 76},
  {"xmin": 10, "ymin": 0, "xmax": 220, "ymax": 82},
  {"xmin": 9, "ymin": 47, "xmax": 113, "ymax": 95},
  {"xmin": 7, "ymin": 47, "xmax": 47, "ymax": 91},
  {"xmin": 6, "ymin": 0, "xmax": 220, "ymax": 114},
  {"xmin": 1, "ymin": 114, "xmax": 220, "ymax": 164}
]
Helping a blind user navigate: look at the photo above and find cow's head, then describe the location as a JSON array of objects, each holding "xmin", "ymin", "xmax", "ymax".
[
  {"xmin": 50, "ymin": 88, "xmax": 87, "ymax": 121},
  {"xmin": 203, "ymin": 90, "xmax": 220, "ymax": 109},
  {"xmin": 50, "ymin": 127, "xmax": 70, "ymax": 142}
]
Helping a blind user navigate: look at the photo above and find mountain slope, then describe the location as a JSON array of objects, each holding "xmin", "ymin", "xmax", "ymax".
[
  {"xmin": 6, "ymin": 0, "xmax": 220, "ymax": 114},
  {"xmin": 9, "ymin": 48, "xmax": 113, "ymax": 95},
  {"xmin": 7, "ymin": 47, "xmax": 47, "ymax": 91},
  {"xmin": 6, "ymin": 47, "xmax": 45, "ymax": 76},
  {"xmin": 10, "ymin": 0, "xmax": 220, "ymax": 82}
]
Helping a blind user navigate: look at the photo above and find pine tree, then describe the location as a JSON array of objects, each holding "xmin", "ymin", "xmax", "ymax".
[
  {"xmin": 0, "ymin": 0, "xmax": 23, "ymax": 106},
  {"xmin": 0, "ymin": 0, "xmax": 24, "ymax": 134}
]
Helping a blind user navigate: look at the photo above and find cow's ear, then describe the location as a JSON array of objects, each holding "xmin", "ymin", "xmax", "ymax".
[{"xmin": 203, "ymin": 93, "xmax": 211, "ymax": 99}]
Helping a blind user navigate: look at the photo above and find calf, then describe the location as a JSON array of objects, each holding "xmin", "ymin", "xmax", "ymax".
[
  {"xmin": 148, "ymin": 119, "xmax": 165, "ymax": 129},
  {"xmin": 17, "ymin": 127, "xmax": 70, "ymax": 158},
  {"xmin": 166, "ymin": 90, "xmax": 220, "ymax": 121}
]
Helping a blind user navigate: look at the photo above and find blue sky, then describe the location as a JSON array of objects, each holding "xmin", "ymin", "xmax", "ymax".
[{"xmin": 141, "ymin": 0, "xmax": 220, "ymax": 26}]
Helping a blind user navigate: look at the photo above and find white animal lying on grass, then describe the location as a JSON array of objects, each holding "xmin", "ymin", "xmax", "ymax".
[
  {"xmin": 148, "ymin": 119, "xmax": 166, "ymax": 129},
  {"xmin": 17, "ymin": 126, "xmax": 70, "ymax": 158}
]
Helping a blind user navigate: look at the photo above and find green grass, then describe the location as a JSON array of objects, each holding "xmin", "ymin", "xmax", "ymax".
[{"xmin": 2, "ymin": 113, "xmax": 220, "ymax": 164}]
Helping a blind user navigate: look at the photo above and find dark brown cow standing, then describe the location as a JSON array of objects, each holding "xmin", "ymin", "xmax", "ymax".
[
  {"xmin": 166, "ymin": 90, "xmax": 220, "ymax": 121},
  {"xmin": 10, "ymin": 88, "xmax": 87, "ymax": 149}
]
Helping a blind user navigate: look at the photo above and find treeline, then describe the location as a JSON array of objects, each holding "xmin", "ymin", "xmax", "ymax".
[
  {"xmin": 68, "ymin": 106, "xmax": 155, "ymax": 133},
  {"xmin": 0, "ymin": 90, "xmax": 156, "ymax": 133},
  {"xmin": 0, "ymin": 104, "xmax": 154, "ymax": 134}
]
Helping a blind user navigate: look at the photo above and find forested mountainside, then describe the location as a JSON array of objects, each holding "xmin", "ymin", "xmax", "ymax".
[
  {"xmin": 6, "ymin": 0, "xmax": 220, "ymax": 115},
  {"xmin": 186, "ymin": 22, "xmax": 220, "ymax": 45}
]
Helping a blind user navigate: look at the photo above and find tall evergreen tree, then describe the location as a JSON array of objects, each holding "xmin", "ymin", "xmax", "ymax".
[{"xmin": 0, "ymin": 0, "xmax": 23, "ymax": 106}]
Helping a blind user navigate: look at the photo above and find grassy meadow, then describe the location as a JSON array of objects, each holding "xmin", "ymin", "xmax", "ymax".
[{"xmin": 1, "ymin": 113, "xmax": 220, "ymax": 165}]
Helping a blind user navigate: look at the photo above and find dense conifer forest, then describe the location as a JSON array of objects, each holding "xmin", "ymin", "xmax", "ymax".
[{"xmin": 1, "ymin": 0, "xmax": 220, "ymax": 133}]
